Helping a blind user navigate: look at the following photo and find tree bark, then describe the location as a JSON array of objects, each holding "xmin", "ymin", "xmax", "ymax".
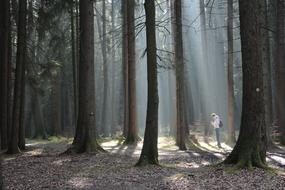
[
  {"xmin": 122, "ymin": 0, "xmax": 129, "ymax": 138},
  {"xmin": 227, "ymin": 0, "xmax": 236, "ymax": 145},
  {"xmin": 224, "ymin": 0, "xmax": 267, "ymax": 168},
  {"xmin": 67, "ymin": 0, "xmax": 104, "ymax": 153},
  {"xmin": 173, "ymin": 0, "xmax": 187, "ymax": 150},
  {"xmin": 7, "ymin": 0, "xmax": 27, "ymax": 154},
  {"xmin": 0, "ymin": 0, "xmax": 10, "ymax": 150},
  {"xmin": 136, "ymin": 0, "xmax": 159, "ymax": 166},
  {"xmin": 125, "ymin": 0, "xmax": 139, "ymax": 144}
]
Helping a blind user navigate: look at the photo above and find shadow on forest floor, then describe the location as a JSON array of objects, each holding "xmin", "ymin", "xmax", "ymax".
[{"xmin": 2, "ymin": 134, "xmax": 285, "ymax": 190}]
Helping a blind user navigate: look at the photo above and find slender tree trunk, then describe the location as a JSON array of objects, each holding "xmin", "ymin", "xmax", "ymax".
[
  {"xmin": 224, "ymin": 0, "xmax": 267, "ymax": 168},
  {"xmin": 122, "ymin": 1, "xmax": 129, "ymax": 137},
  {"xmin": 67, "ymin": 0, "xmax": 104, "ymax": 153},
  {"xmin": 71, "ymin": 2, "xmax": 78, "ymax": 129},
  {"xmin": 0, "ymin": 0, "xmax": 10, "ymax": 150},
  {"xmin": 199, "ymin": 0, "xmax": 210, "ymax": 140},
  {"xmin": 227, "ymin": 0, "xmax": 236, "ymax": 145},
  {"xmin": 101, "ymin": 0, "xmax": 109, "ymax": 136},
  {"xmin": 7, "ymin": 0, "xmax": 27, "ymax": 154},
  {"xmin": 263, "ymin": 0, "xmax": 274, "ymax": 147},
  {"xmin": 136, "ymin": 0, "xmax": 159, "ymax": 166},
  {"xmin": 276, "ymin": 0, "xmax": 285, "ymax": 145},
  {"xmin": 125, "ymin": 0, "xmax": 138, "ymax": 144},
  {"xmin": 173, "ymin": 0, "xmax": 187, "ymax": 150},
  {"xmin": 110, "ymin": 0, "xmax": 116, "ymax": 136}
]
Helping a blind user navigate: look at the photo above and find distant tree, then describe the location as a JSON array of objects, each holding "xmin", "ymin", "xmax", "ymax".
[
  {"xmin": 227, "ymin": 0, "xmax": 236, "ymax": 145},
  {"xmin": 275, "ymin": 0, "xmax": 285, "ymax": 145},
  {"xmin": 67, "ymin": 0, "xmax": 104, "ymax": 153},
  {"xmin": 173, "ymin": 0, "xmax": 187, "ymax": 150},
  {"xmin": 136, "ymin": 0, "xmax": 159, "ymax": 166},
  {"xmin": 125, "ymin": 0, "xmax": 139, "ymax": 144},
  {"xmin": 101, "ymin": 0, "xmax": 110, "ymax": 136},
  {"xmin": 224, "ymin": 0, "xmax": 267, "ymax": 168},
  {"xmin": 7, "ymin": 0, "xmax": 27, "ymax": 154},
  {"xmin": 0, "ymin": 0, "xmax": 11, "ymax": 150},
  {"xmin": 122, "ymin": 0, "xmax": 129, "ymax": 138}
]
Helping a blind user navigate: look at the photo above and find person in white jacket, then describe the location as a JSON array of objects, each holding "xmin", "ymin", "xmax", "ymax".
[{"xmin": 210, "ymin": 113, "xmax": 222, "ymax": 148}]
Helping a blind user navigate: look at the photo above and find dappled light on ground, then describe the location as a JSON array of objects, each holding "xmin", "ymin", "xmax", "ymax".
[{"xmin": 2, "ymin": 136, "xmax": 285, "ymax": 189}]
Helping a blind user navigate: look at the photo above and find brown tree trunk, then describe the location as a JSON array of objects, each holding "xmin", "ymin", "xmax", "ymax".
[
  {"xmin": 227, "ymin": 0, "xmax": 236, "ymax": 145},
  {"xmin": 0, "ymin": 0, "xmax": 10, "ymax": 150},
  {"xmin": 276, "ymin": 0, "xmax": 285, "ymax": 145},
  {"xmin": 136, "ymin": 0, "xmax": 159, "ymax": 166},
  {"xmin": 7, "ymin": 0, "xmax": 27, "ymax": 154},
  {"xmin": 67, "ymin": 0, "xmax": 103, "ymax": 153},
  {"xmin": 125, "ymin": 0, "xmax": 139, "ymax": 144},
  {"xmin": 173, "ymin": 0, "xmax": 187, "ymax": 150},
  {"xmin": 224, "ymin": 0, "xmax": 267, "ymax": 168}
]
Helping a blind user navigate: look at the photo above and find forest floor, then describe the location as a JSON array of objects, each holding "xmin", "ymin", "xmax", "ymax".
[{"xmin": 2, "ymin": 134, "xmax": 285, "ymax": 190}]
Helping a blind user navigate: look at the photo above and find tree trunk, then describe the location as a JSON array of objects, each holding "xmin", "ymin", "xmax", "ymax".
[
  {"xmin": 71, "ymin": 2, "xmax": 78, "ymax": 129},
  {"xmin": 0, "ymin": 0, "xmax": 10, "ymax": 150},
  {"xmin": 101, "ymin": 0, "xmax": 110, "ymax": 136},
  {"xmin": 7, "ymin": 0, "xmax": 27, "ymax": 154},
  {"xmin": 199, "ymin": 0, "xmax": 210, "ymax": 140},
  {"xmin": 136, "ymin": 0, "xmax": 159, "ymax": 166},
  {"xmin": 227, "ymin": 0, "xmax": 236, "ymax": 145},
  {"xmin": 125, "ymin": 0, "xmax": 139, "ymax": 144},
  {"xmin": 122, "ymin": 0, "xmax": 129, "ymax": 138},
  {"xmin": 67, "ymin": 0, "xmax": 103, "ymax": 153},
  {"xmin": 276, "ymin": 0, "xmax": 285, "ymax": 145},
  {"xmin": 173, "ymin": 0, "xmax": 187, "ymax": 150},
  {"xmin": 224, "ymin": 0, "xmax": 267, "ymax": 168}
]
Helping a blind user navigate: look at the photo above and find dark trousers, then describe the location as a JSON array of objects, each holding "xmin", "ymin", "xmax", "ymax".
[{"xmin": 215, "ymin": 128, "xmax": 221, "ymax": 146}]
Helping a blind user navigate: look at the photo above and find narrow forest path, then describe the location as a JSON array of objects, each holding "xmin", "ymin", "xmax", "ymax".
[{"xmin": 2, "ymin": 135, "xmax": 285, "ymax": 190}]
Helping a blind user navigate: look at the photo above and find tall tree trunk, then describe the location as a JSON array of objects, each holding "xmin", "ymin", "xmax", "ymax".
[
  {"xmin": 125, "ymin": 0, "xmax": 138, "ymax": 144},
  {"xmin": 224, "ymin": 0, "xmax": 267, "ymax": 168},
  {"xmin": 173, "ymin": 0, "xmax": 187, "ymax": 150},
  {"xmin": 227, "ymin": 0, "xmax": 236, "ymax": 145},
  {"xmin": 276, "ymin": 0, "xmax": 285, "ymax": 145},
  {"xmin": 136, "ymin": 0, "xmax": 159, "ymax": 166},
  {"xmin": 110, "ymin": 0, "xmax": 116, "ymax": 136},
  {"xmin": 122, "ymin": 0, "xmax": 129, "ymax": 137},
  {"xmin": 101, "ymin": 0, "xmax": 109, "ymax": 136},
  {"xmin": 0, "ymin": 0, "xmax": 10, "ymax": 150},
  {"xmin": 7, "ymin": 0, "xmax": 27, "ymax": 154},
  {"xmin": 263, "ymin": 0, "xmax": 274, "ymax": 147},
  {"xmin": 199, "ymin": 0, "xmax": 210, "ymax": 140},
  {"xmin": 71, "ymin": 1, "xmax": 78, "ymax": 129},
  {"xmin": 67, "ymin": 0, "xmax": 103, "ymax": 153}
]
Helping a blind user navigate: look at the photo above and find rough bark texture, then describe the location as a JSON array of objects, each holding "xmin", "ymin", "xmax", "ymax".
[
  {"xmin": 125, "ymin": 0, "xmax": 139, "ymax": 144},
  {"xmin": 136, "ymin": 0, "xmax": 159, "ymax": 166},
  {"xmin": 224, "ymin": 0, "xmax": 267, "ymax": 168},
  {"xmin": 276, "ymin": 0, "xmax": 285, "ymax": 145},
  {"xmin": 7, "ymin": 0, "xmax": 27, "ymax": 154},
  {"xmin": 227, "ymin": 0, "xmax": 236, "ymax": 145},
  {"xmin": 0, "ymin": 0, "xmax": 10, "ymax": 150},
  {"xmin": 68, "ymin": 0, "xmax": 103, "ymax": 153},
  {"xmin": 173, "ymin": 0, "xmax": 187, "ymax": 150}
]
